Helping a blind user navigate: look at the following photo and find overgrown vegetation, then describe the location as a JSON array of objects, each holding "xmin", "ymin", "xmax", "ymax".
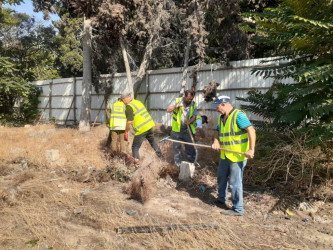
[
  {"xmin": 238, "ymin": 0, "xmax": 333, "ymax": 195},
  {"xmin": 240, "ymin": 0, "xmax": 333, "ymax": 145},
  {"xmin": 2, "ymin": 0, "xmax": 332, "ymax": 198},
  {"xmin": 245, "ymin": 129, "xmax": 333, "ymax": 197},
  {"xmin": 0, "ymin": 57, "xmax": 41, "ymax": 126},
  {"xmin": 1, "ymin": 125, "xmax": 332, "ymax": 249}
]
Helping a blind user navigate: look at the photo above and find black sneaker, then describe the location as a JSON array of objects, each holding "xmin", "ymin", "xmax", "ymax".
[
  {"xmin": 221, "ymin": 210, "xmax": 243, "ymax": 216},
  {"xmin": 213, "ymin": 200, "xmax": 230, "ymax": 210}
]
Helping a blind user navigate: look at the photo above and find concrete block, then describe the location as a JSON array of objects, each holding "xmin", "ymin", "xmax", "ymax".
[
  {"xmin": 178, "ymin": 161, "xmax": 195, "ymax": 181},
  {"xmin": 45, "ymin": 149, "xmax": 60, "ymax": 162}
]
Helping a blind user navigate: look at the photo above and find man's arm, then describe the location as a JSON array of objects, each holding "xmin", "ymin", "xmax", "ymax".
[
  {"xmin": 212, "ymin": 130, "xmax": 220, "ymax": 150},
  {"xmin": 185, "ymin": 115, "xmax": 196, "ymax": 125},
  {"xmin": 124, "ymin": 106, "xmax": 134, "ymax": 134},
  {"xmin": 167, "ymin": 102, "xmax": 182, "ymax": 113},
  {"xmin": 244, "ymin": 126, "xmax": 256, "ymax": 159},
  {"xmin": 185, "ymin": 102, "xmax": 197, "ymax": 125},
  {"xmin": 125, "ymin": 121, "xmax": 132, "ymax": 133}
]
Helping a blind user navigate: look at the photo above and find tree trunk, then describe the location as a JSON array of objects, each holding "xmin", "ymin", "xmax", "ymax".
[
  {"xmin": 120, "ymin": 36, "xmax": 134, "ymax": 96},
  {"xmin": 133, "ymin": 3, "xmax": 163, "ymax": 97},
  {"xmin": 133, "ymin": 37, "xmax": 154, "ymax": 97},
  {"xmin": 190, "ymin": 63, "xmax": 201, "ymax": 91},
  {"xmin": 179, "ymin": 37, "xmax": 191, "ymax": 97},
  {"xmin": 79, "ymin": 17, "xmax": 92, "ymax": 132}
]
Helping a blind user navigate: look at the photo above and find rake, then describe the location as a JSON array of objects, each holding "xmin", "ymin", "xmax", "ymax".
[{"xmin": 160, "ymin": 136, "xmax": 245, "ymax": 155}]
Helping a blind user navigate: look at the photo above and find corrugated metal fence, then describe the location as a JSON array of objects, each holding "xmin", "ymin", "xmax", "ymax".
[{"xmin": 33, "ymin": 57, "xmax": 291, "ymax": 129}]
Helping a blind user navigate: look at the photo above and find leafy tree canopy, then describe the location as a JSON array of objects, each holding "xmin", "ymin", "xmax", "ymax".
[
  {"xmin": 54, "ymin": 13, "xmax": 83, "ymax": 77},
  {"xmin": 0, "ymin": 9, "xmax": 59, "ymax": 81},
  {"xmin": 239, "ymin": 0, "xmax": 333, "ymax": 144}
]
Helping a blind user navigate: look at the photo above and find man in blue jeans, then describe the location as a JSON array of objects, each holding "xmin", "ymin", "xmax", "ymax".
[
  {"xmin": 211, "ymin": 95, "xmax": 256, "ymax": 216},
  {"xmin": 167, "ymin": 90, "xmax": 197, "ymax": 167}
]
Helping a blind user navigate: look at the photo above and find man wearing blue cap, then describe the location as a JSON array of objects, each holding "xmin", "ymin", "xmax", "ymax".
[{"xmin": 211, "ymin": 95, "xmax": 256, "ymax": 216}]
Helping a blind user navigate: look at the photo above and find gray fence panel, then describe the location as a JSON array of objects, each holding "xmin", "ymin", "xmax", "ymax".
[{"xmin": 33, "ymin": 57, "xmax": 287, "ymax": 127}]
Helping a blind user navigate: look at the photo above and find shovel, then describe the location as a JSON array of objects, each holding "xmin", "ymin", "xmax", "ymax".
[
  {"xmin": 181, "ymin": 106, "xmax": 199, "ymax": 163},
  {"xmin": 160, "ymin": 136, "xmax": 245, "ymax": 155}
]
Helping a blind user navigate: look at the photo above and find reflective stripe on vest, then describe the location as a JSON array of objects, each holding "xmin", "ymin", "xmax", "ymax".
[
  {"xmin": 110, "ymin": 101, "xmax": 126, "ymax": 128},
  {"xmin": 219, "ymin": 109, "xmax": 249, "ymax": 162},
  {"xmin": 172, "ymin": 97, "xmax": 197, "ymax": 134},
  {"xmin": 128, "ymin": 99, "xmax": 155, "ymax": 135}
]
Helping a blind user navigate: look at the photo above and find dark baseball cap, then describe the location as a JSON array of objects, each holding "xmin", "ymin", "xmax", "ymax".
[{"xmin": 201, "ymin": 115, "xmax": 208, "ymax": 123}]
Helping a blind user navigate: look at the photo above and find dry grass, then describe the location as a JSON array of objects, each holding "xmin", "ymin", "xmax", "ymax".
[
  {"xmin": 1, "ymin": 125, "xmax": 332, "ymax": 249},
  {"xmin": 245, "ymin": 130, "xmax": 333, "ymax": 199},
  {"xmin": 1, "ymin": 124, "xmax": 234, "ymax": 249},
  {"xmin": 0, "ymin": 124, "xmax": 109, "ymax": 171}
]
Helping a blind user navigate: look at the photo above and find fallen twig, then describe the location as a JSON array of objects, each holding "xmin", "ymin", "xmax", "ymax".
[
  {"xmin": 19, "ymin": 178, "xmax": 63, "ymax": 189},
  {"xmin": 115, "ymin": 223, "xmax": 219, "ymax": 234}
]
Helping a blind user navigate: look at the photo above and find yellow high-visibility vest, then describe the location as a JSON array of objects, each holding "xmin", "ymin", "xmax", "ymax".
[
  {"xmin": 172, "ymin": 97, "xmax": 197, "ymax": 134},
  {"xmin": 128, "ymin": 99, "xmax": 155, "ymax": 135},
  {"xmin": 110, "ymin": 100, "xmax": 126, "ymax": 129},
  {"xmin": 219, "ymin": 109, "xmax": 249, "ymax": 162}
]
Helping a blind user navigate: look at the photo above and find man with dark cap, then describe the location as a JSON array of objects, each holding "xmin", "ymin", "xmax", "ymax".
[
  {"xmin": 167, "ymin": 90, "xmax": 197, "ymax": 167},
  {"xmin": 211, "ymin": 95, "xmax": 256, "ymax": 216}
]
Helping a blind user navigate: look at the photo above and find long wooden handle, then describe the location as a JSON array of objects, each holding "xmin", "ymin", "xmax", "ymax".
[
  {"xmin": 165, "ymin": 138, "xmax": 245, "ymax": 155},
  {"xmin": 181, "ymin": 106, "xmax": 199, "ymax": 162}
]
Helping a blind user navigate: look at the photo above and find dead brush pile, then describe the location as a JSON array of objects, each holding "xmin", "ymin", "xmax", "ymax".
[
  {"xmin": 126, "ymin": 141, "xmax": 178, "ymax": 203},
  {"xmin": 126, "ymin": 126, "xmax": 218, "ymax": 203},
  {"xmin": 245, "ymin": 129, "xmax": 333, "ymax": 200}
]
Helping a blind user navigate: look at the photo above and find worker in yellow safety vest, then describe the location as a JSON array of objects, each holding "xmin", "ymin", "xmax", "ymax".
[
  {"xmin": 211, "ymin": 95, "xmax": 256, "ymax": 216},
  {"xmin": 121, "ymin": 93, "xmax": 162, "ymax": 161},
  {"xmin": 167, "ymin": 89, "xmax": 198, "ymax": 167},
  {"xmin": 106, "ymin": 98, "xmax": 127, "ymax": 152}
]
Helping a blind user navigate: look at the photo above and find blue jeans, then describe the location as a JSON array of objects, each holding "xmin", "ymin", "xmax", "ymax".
[
  {"xmin": 217, "ymin": 158, "xmax": 247, "ymax": 214},
  {"xmin": 171, "ymin": 129, "xmax": 196, "ymax": 166}
]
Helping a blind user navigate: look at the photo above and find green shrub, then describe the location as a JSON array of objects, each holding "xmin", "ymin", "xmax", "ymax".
[{"xmin": 0, "ymin": 57, "xmax": 41, "ymax": 126}]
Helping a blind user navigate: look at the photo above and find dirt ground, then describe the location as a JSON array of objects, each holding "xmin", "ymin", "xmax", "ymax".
[{"xmin": 0, "ymin": 125, "xmax": 332, "ymax": 249}]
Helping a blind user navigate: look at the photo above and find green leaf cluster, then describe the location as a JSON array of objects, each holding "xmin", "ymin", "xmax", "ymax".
[
  {"xmin": 54, "ymin": 13, "xmax": 83, "ymax": 77},
  {"xmin": 0, "ymin": 6, "xmax": 60, "ymax": 81},
  {"xmin": 240, "ymin": 0, "xmax": 333, "ymax": 144},
  {"xmin": 0, "ymin": 57, "xmax": 41, "ymax": 126},
  {"xmin": 0, "ymin": 7, "xmax": 43, "ymax": 125}
]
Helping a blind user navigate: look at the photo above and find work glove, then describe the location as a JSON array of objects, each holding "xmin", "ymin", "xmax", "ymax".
[{"xmin": 124, "ymin": 133, "xmax": 128, "ymax": 141}]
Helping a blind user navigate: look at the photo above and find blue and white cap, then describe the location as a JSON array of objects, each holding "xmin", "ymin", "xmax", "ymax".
[{"xmin": 211, "ymin": 95, "xmax": 231, "ymax": 109}]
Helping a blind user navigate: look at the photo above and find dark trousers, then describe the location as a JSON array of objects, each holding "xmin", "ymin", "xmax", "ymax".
[
  {"xmin": 132, "ymin": 128, "xmax": 162, "ymax": 160},
  {"xmin": 171, "ymin": 129, "xmax": 196, "ymax": 166}
]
